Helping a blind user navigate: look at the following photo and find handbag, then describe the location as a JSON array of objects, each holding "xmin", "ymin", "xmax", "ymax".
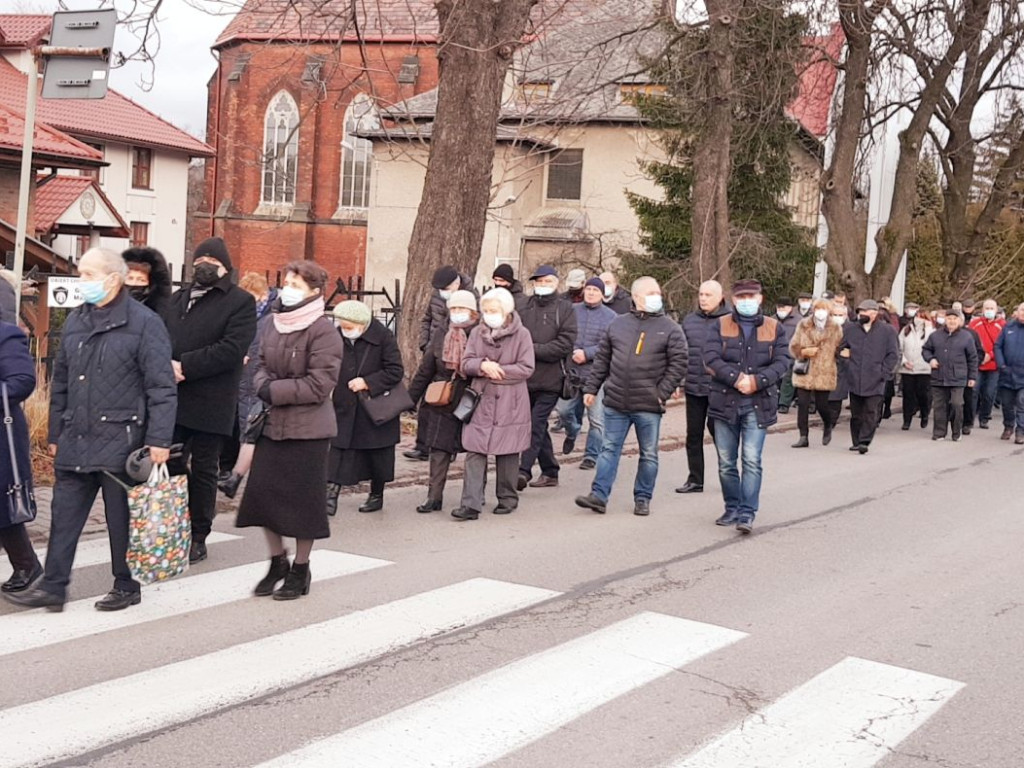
[
  {"xmin": 242, "ymin": 401, "xmax": 269, "ymax": 444},
  {"xmin": 126, "ymin": 463, "xmax": 191, "ymax": 584},
  {"xmin": 452, "ymin": 384, "xmax": 481, "ymax": 423},
  {"xmin": 424, "ymin": 375, "xmax": 456, "ymax": 407},
  {"xmin": 561, "ymin": 361, "xmax": 583, "ymax": 400},
  {"xmin": 359, "ymin": 384, "xmax": 415, "ymax": 426},
  {"xmin": 2, "ymin": 383, "xmax": 35, "ymax": 525},
  {"xmin": 793, "ymin": 357, "xmax": 811, "ymax": 376}
]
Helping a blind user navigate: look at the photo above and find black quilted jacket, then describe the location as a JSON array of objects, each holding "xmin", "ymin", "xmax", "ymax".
[{"xmin": 48, "ymin": 290, "xmax": 177, "ymax": 472}]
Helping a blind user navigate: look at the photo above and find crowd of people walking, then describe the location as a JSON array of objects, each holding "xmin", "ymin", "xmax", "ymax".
[{"xmin": 2, "ymin": 243, "xmax": 1023, "ymax": 611}]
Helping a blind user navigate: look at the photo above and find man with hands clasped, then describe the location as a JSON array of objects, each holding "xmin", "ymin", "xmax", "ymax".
[{"xmin": 923, "ymin": 309, "xmax": 979, "ymax": 441}]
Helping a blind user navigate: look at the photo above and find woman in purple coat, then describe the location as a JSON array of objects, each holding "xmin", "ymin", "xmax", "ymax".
[{"xmin": 451, "ymin": 288, "xmax": 535, "ymax": 521}]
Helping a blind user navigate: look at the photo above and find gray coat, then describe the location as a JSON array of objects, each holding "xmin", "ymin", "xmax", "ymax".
[
  {"xmin": 922, "ymin": 327, "xmax": 980, "ymax": 388},
  {"xmin": 461, "ymin": 313, "xmax": 536, "ymax": 456}
]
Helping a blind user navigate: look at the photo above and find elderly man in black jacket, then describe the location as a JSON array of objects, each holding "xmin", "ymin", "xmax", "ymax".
[
  {"xmin": 5, "ymin": 248, "xmax": 177, "ymax": 612},
  {"xmin": 575, "ymin": 276, "xmax": 688, "ymax": 516},
  {"xmin": 164, "ymin": 238, "xmax": 256, "ymax": 564},
  {"xmin": 842, "ymin": 299, "xmax": 900, "ymax": 454},
  {"xmin": 676, "ymin": 280, "xmax": 729, "ymax": 494},
  {"xmin": 517, "ymin": 265, "xmax": 577, "ymax": 489},
  {"xmin": 922, "ymin": 309, "xmax": 979, "ymax": 441}
]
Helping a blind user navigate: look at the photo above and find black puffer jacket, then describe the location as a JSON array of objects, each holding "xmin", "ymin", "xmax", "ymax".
[
  {"xmin": 682, "ymin": 302, "xmax": 730, "ymax": 397},
  {"xmin": 842, "ymin": 321, "xmax": 900, "ymax": 397},
  {"xmin": 418, "ymin": 273, "xmax": 476, "ymax": 351},
  {"xmin": 605, "ymin": 286, "xmax": 633, "ymax": 315},
  {"xmin": 585, "ymin": 311, "xmax": 688, "ymax": 414},
  {"xmin": 519, "ymin": 293, "xmax": 577, "ymax": 394},
  {"xmin": 49, "ymin": 290, "xmax": 177, "ymax": 472},
  {"xmin": 922, "ymin": 327, "xmax": 980, "ymax": 387}
]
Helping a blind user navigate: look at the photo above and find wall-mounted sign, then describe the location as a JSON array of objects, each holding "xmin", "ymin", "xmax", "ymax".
[{"xmin": 48, "ymin": 276, "xmax": 84, "ymax": 308}]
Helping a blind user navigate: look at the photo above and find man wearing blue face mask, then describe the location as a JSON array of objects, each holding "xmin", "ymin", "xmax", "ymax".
[{"xmin": 703, "ymin": 279, "xmax": 791, "ymax": 534}]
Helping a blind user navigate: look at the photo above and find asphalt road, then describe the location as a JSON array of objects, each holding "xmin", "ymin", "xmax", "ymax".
[{"xmin": 1, "ymin": 420, "xmax": 1021, "ymax": 768}]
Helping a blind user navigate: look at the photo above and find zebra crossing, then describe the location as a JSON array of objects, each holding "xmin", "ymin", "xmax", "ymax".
[{"xmin": 0, "ymin": 533, "xmax": 965, "ymax": 768}]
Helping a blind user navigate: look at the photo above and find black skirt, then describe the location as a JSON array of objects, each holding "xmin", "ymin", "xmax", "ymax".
[
  {"xmin": 328, "ymin": 446, "xmax": 395, "ymax": 486},
  {"xmin": 237, "ymin": 437, "xmax": 331, "ymax": 539}
]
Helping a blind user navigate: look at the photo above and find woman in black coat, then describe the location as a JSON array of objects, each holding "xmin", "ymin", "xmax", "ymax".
[
  {"xmin": 0, "ymin": 322, "xmax": 40, "ymax": 593},
  {"xmin": 123, "ymin": 246, "xmax": 173, "ymax": 317},
  {"xmin": 408, "ymin": 290, "xmax": 479, "ymax": 513},
  {"xmin": 328, "ymin": 301, "xmax": 404, "ymax": 514}
]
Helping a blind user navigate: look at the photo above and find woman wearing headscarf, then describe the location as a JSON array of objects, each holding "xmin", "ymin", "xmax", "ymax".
[
  {"xmin": 328, "ymin": 300, "xmax": 404, "ymax": 515},
  {"xmin": 408, "ymin": 291, "xmax": 479, "ymax": 513},
  {"xmin": 790, "ymin": 298, "xmax": 843, "ymax": 447},
  {"xmin": 236, "ymin": 261, "xmax": 343, "ymax": 600},
  {"xmin": 451, "ymin": 288, "xmax": 535, "ymax": 521},
  {"xmin": 0, "ymin": 321, "xmax": 39, "ymax": 593}
]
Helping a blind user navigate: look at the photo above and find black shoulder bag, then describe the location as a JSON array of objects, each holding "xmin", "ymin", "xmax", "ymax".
[{"xmin": 2, "ymin": 383, "xmax": 36, "ymax": 525}]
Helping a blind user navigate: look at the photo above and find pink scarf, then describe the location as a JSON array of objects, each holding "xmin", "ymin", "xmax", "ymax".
[{"xmin": 273, "ymin": 297, "xmax": 325, "ymax": 334}]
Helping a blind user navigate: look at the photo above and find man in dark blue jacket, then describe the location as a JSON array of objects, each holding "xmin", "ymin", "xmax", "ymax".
[
  {"xmin": 922, "ymin": 309, "xmax": 979, "ymax": 441},
  {"xmin": 842, "ymin": 299, "xmax": 900, "ymax": 453},
  {"xmin": 5, "ymin": 248, "xmax": 177, "ymax": 612},
  {"xmin": 995, "ymin": 303, "xmax": 1024, "ymax": 443},
  {"xmin": 704, "ymin": 279, "xmax": 791, "ymax": 534},
  {"xmin": 675, "ymin": 280, "xmax": 728, "ymax": 494}
]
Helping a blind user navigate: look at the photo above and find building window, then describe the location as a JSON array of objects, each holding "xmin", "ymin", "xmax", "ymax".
[
  {"xmin": 618, "ymin": 83, "xmax": 667, "ymax": 103},
  {"xmin": 546, "ymin": 149, "xmax": 584, "ymax": 201},
  {"xmin": 516, "ymin": 80, "xmax": 552, "ymax": 102},
  {"xmin": 262, "ymin": 91, "xmax": 300, "ymax": 206},
  {"xmin": 340, "ymin": 94, "xmax": 376, "ymax": 210},
  {"xmin": 130, "ymin": 221, "xmax": 149, "ymax": 247},
  {"xmin": 81, "ymin": 143, "xmax": 104, "ymax": 182},
  {"xmin": 132, "ymin": 147, "xmax": 152, "ymax": 190}
]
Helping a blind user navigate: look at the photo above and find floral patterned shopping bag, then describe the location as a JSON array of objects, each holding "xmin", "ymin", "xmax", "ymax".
[{"xmin": 127, "ymin": 464, "xmax": 191, "ymax": 584}]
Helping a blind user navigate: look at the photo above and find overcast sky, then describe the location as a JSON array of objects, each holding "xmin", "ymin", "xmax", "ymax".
[{"xmin": 29, "ymin": 0, "xmax": 237, "ymax": 140}]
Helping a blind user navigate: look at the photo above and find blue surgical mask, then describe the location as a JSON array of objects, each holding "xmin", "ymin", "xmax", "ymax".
[
  {"xmin": 79, "ymin": 279, "xmax": 108, "ymax": 305},
  {"xmin": 735, "ymin": 298, "xmax": 759, "ymax": 317},
  {"xmin": 279, "ymin": 286, "xmax": 307, "ymax": 307},
  {"xmin": 645, "ymin": 295, "xmax": 663, "ymax": 313},
  {"xmin": 984, "ymin": 309, "xmax": 996, "ymax": 321},
  {"xmin": 534, "ymin": 286, "xmax": 555, "ymax": 297}
]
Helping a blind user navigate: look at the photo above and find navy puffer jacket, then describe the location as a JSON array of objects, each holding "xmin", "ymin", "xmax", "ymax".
[
  {"xmin": 995, "ymin": 319, "xmax": 1024, "ymax": 389},
  {"xmin": 682, "ymin": 302, "xmax": 730, "ymax": 397}
]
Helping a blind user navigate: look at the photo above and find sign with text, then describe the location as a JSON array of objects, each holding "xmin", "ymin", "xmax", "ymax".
[{"xmin": 48, "ymin": 276, "xmax": 84, "ymax": 308}]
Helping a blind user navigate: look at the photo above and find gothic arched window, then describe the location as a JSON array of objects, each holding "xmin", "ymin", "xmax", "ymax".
[
  {"xmin": 261, "ymin": 91, "xmax": 299, "ymax": 206},
  {"xmin": 340, "ymin": 94, "xmax": 377, "ymax": 209}
]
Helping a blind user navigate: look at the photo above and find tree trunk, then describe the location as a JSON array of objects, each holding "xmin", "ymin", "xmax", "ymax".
[
  {"xmin": 690, "ymin": 0, "xmax": 736, "ymax": 288},
  {"xmin": 397, "ymin": 0, "xmax": 538, "ymax": 370}
]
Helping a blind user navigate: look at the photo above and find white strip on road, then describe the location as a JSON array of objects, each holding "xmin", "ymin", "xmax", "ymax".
[
  {"xmin": 257, "ymin": 612, "xmax": 747, "ymax": 768},
  {"xmin": 0, "ymin": 531, "xmax": 242, "ymax": 582},
  {"xmin": 0, "ymin": 577, "xmax": 559, "ymax": 768},
  {"xmin": 0, "ymin": 549, "xmax": 390, "ymax": 657},
  {"xmin": 669, "ymin": 656, "xmax": 965, "ymax": 768}
]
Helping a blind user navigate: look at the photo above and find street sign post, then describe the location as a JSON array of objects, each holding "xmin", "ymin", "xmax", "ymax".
[{"xmin": 47, "ymin": 276, "xmax": 85, "ymax": 309}]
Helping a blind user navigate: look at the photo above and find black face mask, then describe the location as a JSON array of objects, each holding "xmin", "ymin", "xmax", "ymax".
[
  {"xmin": 857, "ymin": 314, "xmax": 871, "ymax": 325},
  {"xmin": 128, "ymin": 285, "xmax": 151, "ymax": 302},
  {"xmin": 193, "ymin": 263, "xmax": 222, "ymax": 287}
]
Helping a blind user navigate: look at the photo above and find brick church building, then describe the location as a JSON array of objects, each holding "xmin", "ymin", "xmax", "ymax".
[{"xmin": 194, "ymin": 0, "xmax": 439, "ymax": 279}]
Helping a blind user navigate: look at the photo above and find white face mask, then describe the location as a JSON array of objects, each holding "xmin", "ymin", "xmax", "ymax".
[
  {"xmin": 483, "ymin": 312, "xmax": 505, "ymax": 329},
  {"xmin": 439, "ymin": 290, "xmax": 453, "ymax": 301},
  {"xmin": 776, "ymin": 309, "xmax": 790, "ymax": 320},
  {"xmin": 814, "ymin": 308, "xmax": 829, "ymax": 322},
  {"xmin": 907, "ymin": 309, "xmax": 918, "ymax": 318},
  {"xmin": 935, "ymin": 316, "xmax": 947, "ymax": 326},
  {"xmin": 449, "ymin": 311, "xmax": 470, "ymax": 325},
  {"xmin": 341, "ymin": 329, "xmax": 363, "ymax": 340},
  {"xmin": 799, "ymin": 302, "xmax": 812, "ymax": 314},
  {"xmin": 534, "ymin": 286, "xmax": 555, "ymax": 297},
  {"xmin": 604, "ymin": 286, "xmax": 615, "ymax": 299},
  {"xmin": 831, "ymin": 315, "xmax": 846, "ymax": 326}
]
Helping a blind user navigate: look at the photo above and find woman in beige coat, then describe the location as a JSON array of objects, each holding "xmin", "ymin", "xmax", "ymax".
[{"xmin": 790, "ymin": 298, "xmax": 844, "ymax": 447}]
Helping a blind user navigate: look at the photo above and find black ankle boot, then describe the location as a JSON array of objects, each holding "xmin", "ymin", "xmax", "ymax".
[
  {"xmin": 273, "ymin": 562, "xmax": 311, "ymax": 600},
  {"xmin": 218, "ymin": 472, "xmax": 243, "ymax": 499},
  {"xmin": 254, "ymin": 554, "xmax": 290, "ymax": 597},
  {"xmin": 359, "ymin": 493, "xmax": 384, "ymax": 513},
  {"xmin": 416, "ymin": 499, "xmax": 442, "ymax": 513},
  {"xmin": 791, "ymin": 436, "xmax": 809, "ymax": 448},
  {"xmin": 326, "ymin": 483, "xmax": 341, "ymax": 517},
  {"xmin": 822, "ymin": 423, "xmax": 833, "ymax": 445}
]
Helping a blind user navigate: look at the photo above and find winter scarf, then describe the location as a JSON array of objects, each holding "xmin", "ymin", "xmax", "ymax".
[
  {"xmin": 442, "ymin": 323, "xmax": 471, "ymax": 374},
  {"xmin": 273, "ymin": 296, "xmax": 325, "ymax": 334}
]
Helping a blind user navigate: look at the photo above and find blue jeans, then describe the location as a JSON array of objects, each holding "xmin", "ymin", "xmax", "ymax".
[
  {"xmin": 973, "ymin": 370, "xmax": 1000, "ymax": 424},
  {"xmin": 591, "ymin": 407, "xmax": 662, "ymax": 502},
  {"xmin": 712, "ymin": 410, "xmax": 768, "ymax": 521},
  {"xmin": 555, "ymin": 386, "xmax": 606, "ymax": 461}
]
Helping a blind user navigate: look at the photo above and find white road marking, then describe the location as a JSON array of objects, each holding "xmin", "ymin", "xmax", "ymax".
[
  {"xmin": 0, "ymin": 531, "xmax": 242, "ymax": 582},
  {"xmin": 669, "ymin": 656, "xmax": 965, "ymax": 768},
  {"xmin": 257, "ymin": 612, "xmax": 747, "ymax": 768},
  {"xmin": 0, "ymin": 578, "xmax": 559, "ymax": 768},
  {"xmin": 0, "ymin": 549, "xmax": 390, "ymax": 656}
]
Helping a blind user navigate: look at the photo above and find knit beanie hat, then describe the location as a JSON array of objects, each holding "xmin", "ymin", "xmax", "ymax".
[
  {"xmin": 432, "ymin": 265, "xmax": 459, "ymax": 290},
  {"xmin": 332, "ymin": 300, "xmax": 372, "ymax": 325},
  {"xmin": 492, "ymin": 264, "xmax": 515, "ymax": 283},
  {"xmin": 192, "ymin": 237, "xmax": 232, "ymax": 270},
  {"xmin": 584, "ymin": 277, "xmax": 605, "ymax": 293},
  {"xmin": 447, "ymin": 290, "xmax": 478, "ymax": 312}
]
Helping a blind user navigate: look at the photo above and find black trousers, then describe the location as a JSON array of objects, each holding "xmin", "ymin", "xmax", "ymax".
[
  {"xmin": 169, "ymin": 424, "xmax": 223, "ymax": 543},
  {"xmin": 40, "ymin": 470, "xmax": 138, "ymax": 599},
  {"xmin": 684, "ymin": 394, "xmax": 715, "ymax": 486},
  {"xmin": 825, "ymin": 399, "xmax": 844, "ymax": 430},
  {"xmin": 849, "ymin": 394, "xmax": 882, "ymax": 447},
  {"xmin": 796, "ymin": 388, "xmax": 832, "ymax": 437},
  {"xmin": 0, "ymin": 523, "xmax": 38, "ymax": 572},
  {"xmin": 519, "ymin": 390, "xmax": 561, "ymax": 479},
  {"xmin": 902, "ymin": 374, "xmax": 931, "ymax": 424},
  {"xmin": 962, "ymin": 384, "xmax": 976, "ymax": 427},
  {"xmin": 932, "ymin": 385, "xmax": 965, "ymax": 439}
]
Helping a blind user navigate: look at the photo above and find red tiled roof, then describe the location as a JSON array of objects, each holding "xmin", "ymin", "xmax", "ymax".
[
  {"xmin": 0, "ymin": 57, "xmax": 214, "ymax": 157},
  {"xmin": 33, "ymin": 175, "xmax": 129, "ymax": 236},
  {"xmin": 0, "ymin": 15, "xmax": 51, "ymax": 48},
  {"xmin": 788, "ymin": 24, "xmax": 845, "ymax": 139},
  {"xmin": 0, "ymin": 103, "xmax": 105, "ymax": 166},
  {"xmin": 215, "ymin": 0, "xmax": 439, "ymax": 46}
]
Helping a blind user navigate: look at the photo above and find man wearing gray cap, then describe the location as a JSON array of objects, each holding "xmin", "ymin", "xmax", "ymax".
[{"xmin": 842, "ymin": 299, "xmax": 900, "ymax": 453}]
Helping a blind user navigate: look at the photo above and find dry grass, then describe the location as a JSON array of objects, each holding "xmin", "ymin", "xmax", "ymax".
[{"xmin": 24, "ymin": 368, "xmax": 54, "ymax": 485}]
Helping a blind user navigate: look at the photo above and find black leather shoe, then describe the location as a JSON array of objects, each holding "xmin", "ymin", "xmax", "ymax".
[
  {"xmin": 962, "ymin": 427, "xmax": 972, "ymax": 435},
  {"xmin": 921, "ymin": 416, "xmax": 929, "ymax": 429},
  {"xmin": 451, "ymin": 506, "xmax": 480, "ymax": 521},
  {"xmin": 254, "ymin": 554, "xmax": 290, "ymax": 597},
  {"xmin": 2, "ymin": 585, "xmax": 64, "ymax": 611},
  {"xmin": 715, "ymin": 513, "xmax": 739, "ymax": 526},
  {"xmin": 633, "ymin": 499, "xmax": 651, "ymax": 516},
  {"xmin": 562, "ymin": 437, "xmax": 576, "ymax": 455},
  {"xmin": 493, "ymin": 505, "xmax": 515, "ymax": 515},
  {"xmin": 403, "ymin": 449, "xmax": 429, "ymax": 461},
  {"xmin": 217, "ymin": 470, "xmax": 232, "ymax": 484},
  {"xmin": 273, "ymin": 562, "xmax": 311, "ymax": 600},
  {"xmin": 516, "ymin": 474, "xmax": 529, "ymax": 491},
  {"xmin": 189, "ymin": 541, "xmax": 208, "ymax": 564},
  {"xmin": 979, "ymin": 421, "xmax": 989, "ymax": 429},
  {"xmin": 326, "ymin": 483, "xmax": 341, "ymax": 517},
  {"xmin": 791, "ymin": 436, "xmax": 809, "ymax": 448},
  {"xmin": 901, "ymin": 423, "xmax": 911, "ymax": 431},
  {"xmin": 848, "ymin": 445, "xmax": 861, "ymax": 452},
  {"xmin": 777, "ymin": 405, "xmax": 790, "ymax": 414},
  {"xmin": 95, "ymin": 589, "xmax": 141, "ymax": 612},
  {"xmin": 2, "ymin": 562, "xmax": 42, "ymax": 593},
  {"xmin": 579, "ymin": 458, "xmax": 596, "ymax": 470},
  {"xmin": 218, "ymin": 472, "xmax": 243, "ymax": 499},
  {"xmin": 359, "ymin": 494, "xmax": 384, "ymax": 513},
  {"xmin": 858, "ymin": 444, "xmax": 869, "ymax": 454},
  {"xmin": 822, "ymin": 426, "xmax": 833, "ymax": 445},
  {"xmin": 417, "ymin": 499, "xmax": 442, "ymax": 514},
  {"xmin": 675, "ymin": 482, "xmax": 703, "ymax": 494},
  {"xmin": 736, "ymin": 516, "xmax": 755, "ymax": 534},
  {"xmin": 574, "ymin": 494, "xmax": 607, "ymax": 514}
]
